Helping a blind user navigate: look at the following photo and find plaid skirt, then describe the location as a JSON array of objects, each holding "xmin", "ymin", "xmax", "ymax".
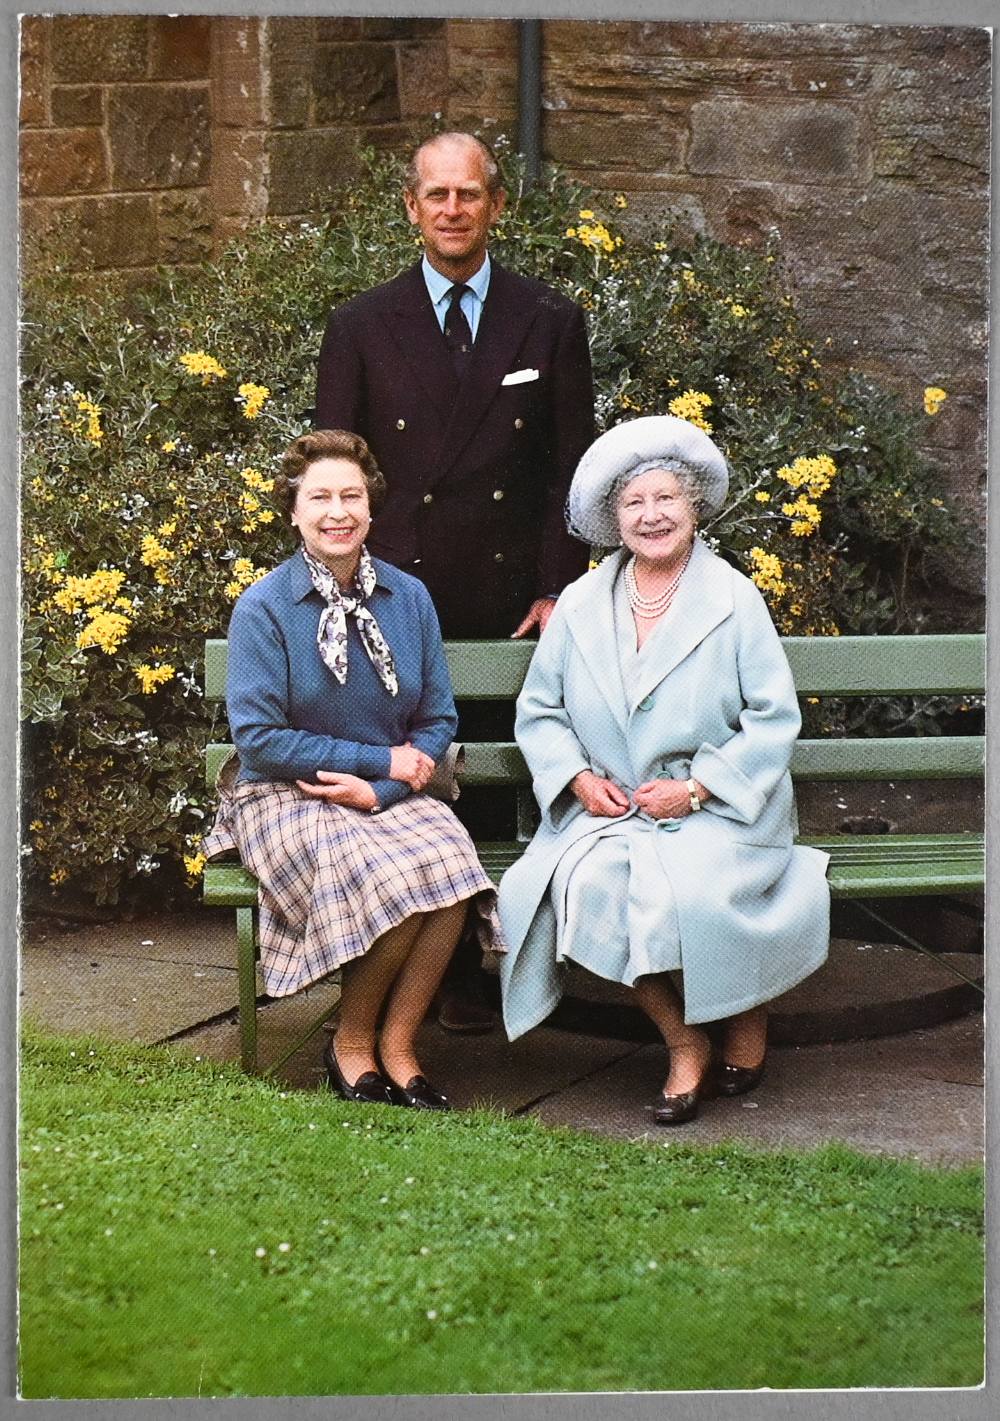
[{"xmin": 203, "ymin": 778, "xmax": 504, "ymax": 998}]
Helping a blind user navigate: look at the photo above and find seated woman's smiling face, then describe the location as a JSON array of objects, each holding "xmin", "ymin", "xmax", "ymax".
[
  {"xmin": 616, "ymin": 468, "xmax": 696, "ymax": 569},
  {"xmin": 290, "ymin": 457, "xmax": 371, "ymax": 574}
]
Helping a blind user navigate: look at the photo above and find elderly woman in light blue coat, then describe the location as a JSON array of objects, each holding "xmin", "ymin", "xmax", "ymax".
[{"xmin": 498, "ymin": 415, "xmax": 830, "ymax": 1124}]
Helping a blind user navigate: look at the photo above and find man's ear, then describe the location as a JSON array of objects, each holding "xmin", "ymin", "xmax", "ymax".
[
  {"xmin": 403, "ymin": 190, "xmax": 419, "ymax": 226},
  {"xmin": 491, "ymin": 189, "xmax": 507, "ymax": 222}
]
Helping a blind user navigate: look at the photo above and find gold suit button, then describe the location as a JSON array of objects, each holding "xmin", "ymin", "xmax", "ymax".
[
  {"xmin": 423, "ymin": 493, "xmax": 434, "ymax": 504},
  {"xmin": 396, "ymin": 419, "xmax": 406, "ymax": 430},
  {"xmin": 493, "ymin": 489, "xmax": 504, "ymax": 501},
  {"xmin": 514, "ymin": 418, "xmax": 524, "ymax": 430},
  {"xmin": 494, "ymin": 552, "xmax": 505, "ymax": 564}
]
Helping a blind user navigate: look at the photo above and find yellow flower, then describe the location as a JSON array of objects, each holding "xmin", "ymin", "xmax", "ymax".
[
  {"xmin": 157, "ymin": 520, "xmax": 177, "ymax": 539},
  {"xmin": 49, "ymin": 867, "xmax": 70, "ymax": 886},
  {"xmin": 240, "ymin": 467, "xmax": 274, "ymax": 493},
  {"xmin": 748, "ymin": 546, "xmax": 788, "ymax": 597},
  {"xmin": 183, "ymin": 852, "xmax": 207, "ymax": 880},
  {"xmin": 614, "ymin": 193, "xmax": 628, "ymax": 209},
  {"xmin": 729, "ymin": 302, "xmax": 749, "ymax": 319},
  {"xmin": 565, "ymin": 227, "xmax": 577, "ymax": 239},
  {"xmin": 667, "ymin": 389, "xmax": 713, "ymax": 433},
  {"xmin": 574, "ymin": 220, "xmax": 616, "ymax": 255},
  {"xmin": 754, "ymin": 491, "xmax": 771, "ymax": 503},
  {"xmin": 76, "ymin": 609, "xmax": 132, "ymax": 654},
  {"xmin": 923, "ymin": 386, "xmax": 947, "ymax": 416},
  {"xmin": 237, "ymin": 382, "xmax": 270, "ymax": 420},
  {"xmin": 134, "ymin": 663, "xmax": 176, "ymax": 694},
  {"xmin": 578, "ymin": 208, "xmax": 595, "ymax": 220},
  {"xmin": 29, "ymin": 820, "xmax": 44, "ymax": 832},
  {"xmin": 53, "ymin": 568, "xmax": 127, "ymax": 614},
  {"xmin": 776, "ymin": 454, "xmax": 837, "ymax": 498},
  {"xmin": 60, "ymin": 391, "xmax": 103, "ymax": 446},
  {"xmin": 179, "ymin": 350, "xmax": 228, "ymax": 384},
  {"xmin": 161, "ymin": 439, "xmax": 178, "ymax": 453},
  {"xmin": 780, "ymin": 494, "xmax": 822, "ymax": 537}
]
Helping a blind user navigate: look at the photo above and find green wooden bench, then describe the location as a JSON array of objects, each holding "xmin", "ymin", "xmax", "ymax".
[{"xmin": 204, "ymin": 633, "xmax": 985, "ymax": 1073}]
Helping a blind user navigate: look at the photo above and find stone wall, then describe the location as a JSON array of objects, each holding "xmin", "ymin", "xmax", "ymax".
[
  {"xmin": 446, "ymin": 20, "xmax": 991, "ymax": 521},
  {"xmin": 19, "ymin": 17, "xmax": 990, "ymax": 524},
  {"xmin": 20, "ymin": 15, "xmax": 215, "ymax": 273}
]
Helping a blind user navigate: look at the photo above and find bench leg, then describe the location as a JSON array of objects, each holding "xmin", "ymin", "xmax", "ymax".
[
  {"xmin": 236, "ymin": 906, "xmax": 258, "ymax": 1073},
  {"xmin": 853, "ymin": 902, "xmax": 984, "ymax": 995}
]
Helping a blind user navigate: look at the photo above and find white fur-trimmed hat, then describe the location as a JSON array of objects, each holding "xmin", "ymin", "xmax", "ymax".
[{"xmin": 566, "ymin": 414, "xmax": 729, "ymax": 545}]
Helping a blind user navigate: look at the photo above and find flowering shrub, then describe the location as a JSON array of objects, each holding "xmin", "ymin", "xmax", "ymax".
[{"xmin": 20, "ymin": 144, "xmax": 975, "ymax": 905}]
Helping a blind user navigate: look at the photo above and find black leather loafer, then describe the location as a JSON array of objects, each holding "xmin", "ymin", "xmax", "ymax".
[
  {"xmin": 384, "ymin": 1071, "xmax": 451, "ymax": 1112},
  {"xmin": 323, "ymin": 1041, "xmax": 392, "ymax": 1105},
  {"xmin": 654, "ymin": 1058, "xmax": 717, "ymax": 1126},
  {"xmin": 715, "ymin": 1058, "xmax": 766, "ymax": 1098}
]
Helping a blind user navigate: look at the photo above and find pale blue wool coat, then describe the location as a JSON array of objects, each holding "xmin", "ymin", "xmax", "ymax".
[{"xmin": 497, "ymin": 539, "xmax": 831, "ymax": 1040}]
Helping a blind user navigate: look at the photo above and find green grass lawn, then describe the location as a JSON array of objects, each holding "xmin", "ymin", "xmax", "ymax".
[{"xmin": 19, "ymin": 1024, "xmax": 983, "ymax": 1398}]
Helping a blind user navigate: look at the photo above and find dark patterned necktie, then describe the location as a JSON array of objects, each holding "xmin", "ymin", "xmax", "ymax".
[{"xmin": 443, "ymin": 283, "xmax": 473, "ymax": 373}]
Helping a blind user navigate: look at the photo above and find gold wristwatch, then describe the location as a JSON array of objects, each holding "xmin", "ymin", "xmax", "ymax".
[{"xmin": 686, "ymin": 778, "xmax": 702, "ymax": 813}]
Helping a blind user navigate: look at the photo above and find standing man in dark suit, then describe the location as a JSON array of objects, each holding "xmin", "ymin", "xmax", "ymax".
[
  {"xmin": 315, "ymin": 131, "xmax": 595, "ymax": 1027},
  {"xmin": 315, "ymin": 130, "xmax": 594, "ymax": 640}
]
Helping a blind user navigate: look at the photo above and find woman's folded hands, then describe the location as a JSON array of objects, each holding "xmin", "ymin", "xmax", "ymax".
[
  {"xmin": 388, "ymin": 742, "xmax": 436, "ymax": 792},
  {"xmin": 295, "ymin": 770, "xmax": 379, "ymax": 811},
  {"xmin": 570, "ymin": 770, "xmax": 631, "ymax": 818},
  {"xmin": 570, "ymin": 770, "xmax": 708, "ymax": 821}
]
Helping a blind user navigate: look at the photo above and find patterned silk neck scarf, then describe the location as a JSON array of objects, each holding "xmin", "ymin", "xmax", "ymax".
[{"xmin": 301, "ymin": 546, "xmax": 399, "ymax": 697}]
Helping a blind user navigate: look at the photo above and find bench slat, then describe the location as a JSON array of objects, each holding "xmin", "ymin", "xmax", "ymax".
[
  {"xmin": 206, "ymin": 735, "xmax": 984, "ymax": 789},
  {"xmin": 205, "ymin": 831, "xmax": 984, "ymax": 908},
  {"xmin": 206, "ymin": 633, "xmax": 985, "ymax": 702}
]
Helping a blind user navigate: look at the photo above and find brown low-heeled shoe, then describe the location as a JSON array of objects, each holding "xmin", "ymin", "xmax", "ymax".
[
  {"xmin": 654, "ymin": 1052, "xmax": 717, "ymax": 1126},
  {"xmin": 716, "ymin": 1057, "xmax": 767, "ymax": 1098}
]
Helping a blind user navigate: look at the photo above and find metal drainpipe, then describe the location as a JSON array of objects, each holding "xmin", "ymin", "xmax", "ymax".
[{"xmin": 517, "ymin": 19, "xmax": 543, "ymax": 188}]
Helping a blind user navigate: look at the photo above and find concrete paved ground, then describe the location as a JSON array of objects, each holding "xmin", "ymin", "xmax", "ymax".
[{"xmin": 20, "ymin": 907, "xmax": 984, "ymax": 1166}]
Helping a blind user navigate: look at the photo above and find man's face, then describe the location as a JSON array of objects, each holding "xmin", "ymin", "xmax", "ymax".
[{"xmin": 404, "ymin": 140, "xmax": 506, "ymax": 281}]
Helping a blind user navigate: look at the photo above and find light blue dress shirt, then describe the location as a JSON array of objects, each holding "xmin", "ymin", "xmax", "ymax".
[{"xmin": 421, "ymin": 254, "xmax": 491, "ymax": 342}]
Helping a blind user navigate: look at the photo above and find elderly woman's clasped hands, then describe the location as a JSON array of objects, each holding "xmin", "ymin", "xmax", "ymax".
[{"xmin": 570, "ymin": 769, "xmax": 706, "ymax": 821}]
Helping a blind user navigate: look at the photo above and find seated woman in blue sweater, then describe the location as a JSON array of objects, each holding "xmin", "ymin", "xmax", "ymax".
[{"xmin": 203, "ymin": 429, "xmax": 503, "ymax": 1110}]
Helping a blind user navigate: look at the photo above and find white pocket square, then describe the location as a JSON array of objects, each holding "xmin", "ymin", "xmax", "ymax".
[{"xmin": 501, "ymin": 367, "xmax": 540, "ymax": 386}]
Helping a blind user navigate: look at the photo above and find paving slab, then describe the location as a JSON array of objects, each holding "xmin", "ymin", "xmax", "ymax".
[
  {"xmin": 530, "ymin": 1014, "xmax": 984, "ymax": 1166},
  {"xmin": 23, "ymin": 910, "xmax": 236, "ymax": 970},
  {"xmin": 20, "ymin": 944, "xmax": 237, "ymax": 1041}
]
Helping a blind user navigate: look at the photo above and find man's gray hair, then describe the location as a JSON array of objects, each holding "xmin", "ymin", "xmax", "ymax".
[{"xmin": 404, "ymin": 132, "xmax": 504, "ymax": 197}]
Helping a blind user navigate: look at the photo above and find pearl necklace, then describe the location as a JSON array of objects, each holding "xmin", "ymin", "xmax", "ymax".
[{"xmin": 624, "ymin": 546, "xmax": 692, "ymax": 619}]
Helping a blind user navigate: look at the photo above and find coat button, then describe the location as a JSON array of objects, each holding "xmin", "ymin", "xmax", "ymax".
[
  {"xmin": 494, "ymin": 552, "xmax": 505, "ymax": 564},
  {"xmin": 636, "ymin": 695, "xmax": 654, "ymax": 711},
  {"xmin": 492, "ymin": 489, "xmax": 504, "ymax": 501},
  {"xmin": 423, "ymin": 493, "xmax": 434, "ymax": 504},
  {"xmin": 396, "ymin": 419, "xmax": 406, "ymax": 430},
  {"xmin": 514, "ymin": 418, "xmax": 524, "ymax": 430}
]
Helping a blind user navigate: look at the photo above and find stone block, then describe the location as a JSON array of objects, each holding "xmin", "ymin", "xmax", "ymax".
[
  {"xmin": 50, "ymin": 86, "xmax": 103, "ymax": 128},
  {"xmin": 362, "ymin": 18, "xmax": 443, "ymax": 42},
  {"xmin": 107, "ymin": 85, "xmax": 211, "ymax": 190},
  {"xmin": 398, "ymin": 37, "xmax": 448, "ymax": 119},
  {"xmin": 267, "ymin": 18, "xmax": 315, "ymax": 128},
  {"xmin": 211, "ymin": 129, "xmax": 268, "ymax": 219},
  {"xmin": 315, "ymin": 18, "xmax": 363, "ymax": 43},
  {"xmin": 149, "ymin": 16, "xmax": 211, "ymax": 80},
  {"xmin": 156, "ymin": 189, "xmax": 214, "ymax": 264},
  {"xmin": 543, "ymin": 111, "xmax": 685, "ymax": 172},
  {"xmin": 266, "ymin": 129, "xmax": 362, "ymax": 216},
  {"xmin": 20, "ymin": 128, "xmax": 107, "ymax": 197},
  {"xmin": 211, "ymin": 17, "xmax": 265, "ymax": 127},
  {"xmin": 21, "ymin": 194, "xmax": 158, "ymax": 271},
  {"xmin": 50, "ymin": 15, "xmax": 147, "ymax": 84},
  {"xmin": 689, "ymin": 98, "xmax": 862, "ymax": 182},
  {"xmin": 19, "ymin": 16, "xmax": 49, "ymax": 126},
  {"xmin": 312, "ymin": 43, "xmax": 400, "ymax": 126}
]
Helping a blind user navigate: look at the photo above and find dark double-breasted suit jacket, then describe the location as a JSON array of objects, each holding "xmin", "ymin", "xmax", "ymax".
[{"xmin": 315, "ymin": 259, "xmax": 595, "ymax": 637}]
